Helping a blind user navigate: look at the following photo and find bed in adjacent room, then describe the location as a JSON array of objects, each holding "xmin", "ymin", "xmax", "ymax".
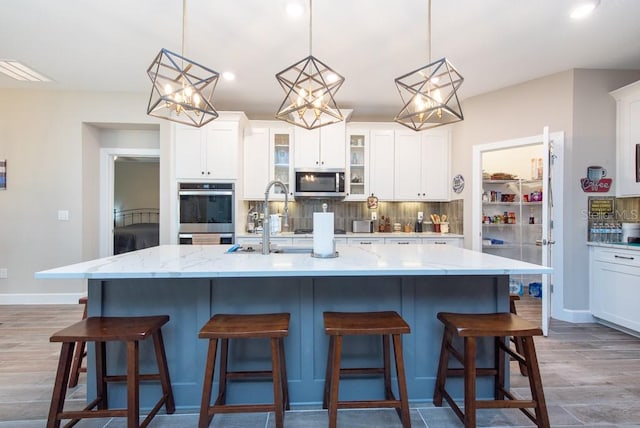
[{"xmin": 113, "ymin": 208, "xmax": 159, "ymax": 254}]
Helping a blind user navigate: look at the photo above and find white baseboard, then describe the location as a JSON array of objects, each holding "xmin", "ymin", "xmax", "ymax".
[
  {"xmin": 553, "ymin": 308, "xmax": 595, "ymax": 324},
  {"xmin": 0, "ymin": 293, "xmax": 85, "ymax": 305}
]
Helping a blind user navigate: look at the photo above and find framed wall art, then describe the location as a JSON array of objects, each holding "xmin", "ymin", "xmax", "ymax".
[{"xmin": 0, "ymin": 160, "xmax": 6, "ymax": 190}]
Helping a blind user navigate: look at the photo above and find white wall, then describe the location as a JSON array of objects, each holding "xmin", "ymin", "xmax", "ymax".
[
  {"xmin": 452, "ymin": 69, "xmax": 640, "ymax": 319},
  {"xmin": 0, "ymin": 89, "xmax": 170, "ymax": 303},
  {"xmin": 114, "ymin": 160, "xmax": 160, "ymax": 212}
]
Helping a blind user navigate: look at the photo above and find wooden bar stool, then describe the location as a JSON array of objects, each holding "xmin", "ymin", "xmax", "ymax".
[
  {"xmin": 198, "ymin": 313, "xmax": 290, "ymax": 428},
  {"xmin": 323, "ymin": 311, "xmax": 411, "ymax": 428},
  {"xmin": 68, "ymin": 296, "xmax": 88, "ymax": 388},
  {"xmin": 47, "ymin": 316, "xmax": 175, "ymax": 428},
  {"xmin": 433, "ymin": 312, "xmax": 550, "ymax": 428},
  {"xmin": 509, "ymin": 294, "xmax": 528, "ymax": 376}
]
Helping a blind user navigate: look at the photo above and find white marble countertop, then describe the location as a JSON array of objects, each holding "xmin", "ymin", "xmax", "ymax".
[
  {"xmin": 35, "ymin": 244, "xmax": 551, "ymax": 280},
  {"xmin": 587, "ymin": 242, "xmax": 640, "ymax": 251}
]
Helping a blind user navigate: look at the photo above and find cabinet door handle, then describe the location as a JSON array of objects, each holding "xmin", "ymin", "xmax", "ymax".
[
  {"xmin": 360, "ymin": 241, "xmax": 372, "ymax": 245},
  {"xmin": 614, "ymin": 255, "xmax": 635, "ymax": 260},
  {"xmin": 396, "ymin": 241, "xmax": 410, "ymax": 245},
  {"xmin": 434, "ymin": 241, "xmax": 447, "ymax": 244}
]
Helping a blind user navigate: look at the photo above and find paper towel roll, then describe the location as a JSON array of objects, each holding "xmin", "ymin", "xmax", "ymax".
[{"xmin": 313, "ymin": 212, "xmax": 335, "ymax": 256}]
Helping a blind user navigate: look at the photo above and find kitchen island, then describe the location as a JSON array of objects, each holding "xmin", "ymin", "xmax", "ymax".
[{"xmin": 36, "ymin": 244, "xmax": 551, "ymax": 412}]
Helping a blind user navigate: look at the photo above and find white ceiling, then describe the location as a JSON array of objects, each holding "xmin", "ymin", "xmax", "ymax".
[{"xmin": 2, "ymin": 0, "xmax": 640, "ymax": 121}]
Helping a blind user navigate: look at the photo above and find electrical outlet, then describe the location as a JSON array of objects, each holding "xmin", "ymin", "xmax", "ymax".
[
  {"xmin": 57, "ymin": 210, "xmax": 70, "ymax": 221},
  {"xmin": 0, "ymin": 268, "xmax": 7, "ymax": 279},
  {"xmin": 371, "ymin": 211, "xmax": 377, "ymax": 221}
]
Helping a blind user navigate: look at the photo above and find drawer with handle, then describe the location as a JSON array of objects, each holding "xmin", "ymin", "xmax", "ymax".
[{"xmin": 591, "ymin": 247, "xmax": 640, "ymax": 267}]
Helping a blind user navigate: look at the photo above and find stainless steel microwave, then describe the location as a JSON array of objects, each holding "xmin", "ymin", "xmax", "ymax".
[{"xmin": 294, "ymin": 168, "xmax": 346, "ymax": 198}]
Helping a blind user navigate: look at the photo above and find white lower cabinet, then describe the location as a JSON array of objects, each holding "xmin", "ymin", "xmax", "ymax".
[
  {"xmin": 347, "ymin": 237, "xmax": 385, "ymax": 245},
  {"xmin": 422, "ymin": 237, "xmax": 462, "ymax": 247},
  {"xmin": 590, "ymin": 246, "xmax": 640, "ymax": 333},
  {"xmin": 385, "ymin": 237, "xmax": 420, "ymax": 245},
  {"xmin": 240, "ymin": 235, "xmax": 463, "ymax": 247}
]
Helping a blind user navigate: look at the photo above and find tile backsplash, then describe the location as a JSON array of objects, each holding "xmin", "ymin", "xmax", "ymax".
[{"xmin": 243, "ymin": 199, "xmax": 463, "ymax": 234}]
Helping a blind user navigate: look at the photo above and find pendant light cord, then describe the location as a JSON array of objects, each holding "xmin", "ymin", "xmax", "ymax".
[
  {"xmin": 426, "ymin": 0, "xmax": 431, "ymax": 62},
  {"xmin": 309, "ymin": 0, "xmax": 313, "ymax": 56},
  {"xmin": 182, "ymin": 0, "xmax": 186, "ymax": 56}
]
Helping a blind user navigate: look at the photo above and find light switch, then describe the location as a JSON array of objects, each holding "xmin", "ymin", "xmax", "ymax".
[
  {"xmin": 371, "ymin": 211, "xmax": 377, "ymax": 221},
  {"xmin": 0, "ymin": 268, "xmax": 7, "ymax": 278},
  {"xmin": 57, "ymin": 210, "xmax": 70, "ymax": 221}
]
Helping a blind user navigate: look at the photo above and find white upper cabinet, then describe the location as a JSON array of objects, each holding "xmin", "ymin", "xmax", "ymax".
[
  {"xmin": 243, "ymin": 126, "xmax": 270, "ymax": 199},
  {"xmin": 293, "ymin": 112, "xmax": 350, "ymax": 169},
  {"xmin": 611, "ymin": 80, "xmax": 640, "ymax": 197},
  {"xmin": 243, "ymin": 122, "xmax": 293, "ymax": 200},
  {"xmin": 175, "ymin": 113, "xmax": 245, "ymax": 181},
  {"xmin": 393, "ymin": 129, "xmax": 450, "ymax": 201},
  {"xmin": 369, "ymin": 128, "xmax": 395, "ymax": 200}
]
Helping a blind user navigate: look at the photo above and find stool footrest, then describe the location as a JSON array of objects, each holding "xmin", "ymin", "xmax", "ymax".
[
  {"xmin": 210, "ymin": 403, "xmax": 277, "ymax": 414},
  {"xmin": 446, "ymin": 367, "xmax": 498, "ymax": 377},
  {"xmin": 476, "ymin": 399, "xmax": 537, "ymax": 409},
  {"xmin": 226, "ymin": 370, "xmax": 274, "ymax": 379},
  {"xmin": 339, "ymin": 367, "xmax": 385, "ymax": 376},
  {"xmin": 58, "ymin": 409, "xmax": 128, "ymax": 420},
  {"xmin": 105, "ymin": 373, "xmax": 162, "ymax": 383},
  {"xmin": 336, "ymin": 399, "xmax": 401, "ymax": 409}
]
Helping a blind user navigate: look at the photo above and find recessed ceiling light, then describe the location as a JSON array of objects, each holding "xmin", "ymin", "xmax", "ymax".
[
  {"xmin": 222, "ymin": 71, "xmax": 236, "ymax": 81},
  {"xmin": 570, "ymin": 0, "xmax": 600, "ymax": 20},
  {"xmin": 286, "ymin": 1, "xmax": 304, "ymax": 18},
  {"xmin": 0, "ymin": 60, "xmax": 51, "ymax": 82}
]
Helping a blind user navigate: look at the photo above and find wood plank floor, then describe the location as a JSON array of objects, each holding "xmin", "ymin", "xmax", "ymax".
[{"xmin": 1, "ymin": 297, "xmax": 640, "ymax": 427}]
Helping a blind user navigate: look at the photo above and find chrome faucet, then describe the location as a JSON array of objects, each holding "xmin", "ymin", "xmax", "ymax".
[{"xmin": 262, "ymin": 180, "xmax": 289, "ymax": 254}]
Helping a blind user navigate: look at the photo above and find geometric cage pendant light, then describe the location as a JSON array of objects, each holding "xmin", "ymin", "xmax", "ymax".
[
  {"xmin": 146, "ymin": 0, "xmax": 219, "ymax": 128},
  {"xmin": 394, "ymin": 0, "xmax": 464, "ymax": 131},
  {"xmin": 275, "ymin": 0, "xmax": 345, "ymax": 130}
]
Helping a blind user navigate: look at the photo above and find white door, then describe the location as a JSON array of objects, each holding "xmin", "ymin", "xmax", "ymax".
[
  {"xmin": 540, "ymin": 127, "xmax": 565, "ymax": 336},
  {"xmin": 540, "ymin": 127, "xmax": 552, "ymax": 336},
  {"xmin": 472, "ymin": 127, "xmax": 564, "ymax": 336}
]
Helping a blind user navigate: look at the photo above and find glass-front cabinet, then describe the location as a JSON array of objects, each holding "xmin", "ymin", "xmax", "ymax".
[
  {"xmin": 346, "ymin": 129, "xmax": 368, "ymax": 200},
  {"xmin": 272, "ymin": 130, "xmax": 292, "ymax": 197}
]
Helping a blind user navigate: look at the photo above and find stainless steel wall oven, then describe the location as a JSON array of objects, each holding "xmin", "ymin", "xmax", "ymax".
[{"xmin": 178, "ymin": 182, "xmax": 234, "ymax": 244}]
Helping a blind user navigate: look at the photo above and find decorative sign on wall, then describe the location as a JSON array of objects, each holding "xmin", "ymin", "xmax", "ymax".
[
  {"xmin": 580, "ymin": 165, "xmax": 612, "ymax": 192},
  {"xmin": 0, "ymin": 160, "xmax": 5, "ymax": 190},
  {"xmin": 588, "ymin": 197, "xmax": 615, "ymax": 218},
  {"xmin": 452, "ymin": 174, "xmax": 465, "ymax": 193}
]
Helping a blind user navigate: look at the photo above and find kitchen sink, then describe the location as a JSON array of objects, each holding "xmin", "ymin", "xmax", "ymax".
[
  {"xmin": 229, "ymin": 244, "xmax": 313, "ymax": 254},
  {"xmin": 271, "ymin": 245, "xmax": 314, "ymax": 254}
]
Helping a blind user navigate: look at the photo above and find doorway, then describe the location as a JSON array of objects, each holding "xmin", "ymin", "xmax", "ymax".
[
  {"xmin": 472, "ymin": 128, "xmax": 564, "ymax": 336},
  {"xmin": 113, "ymin": 156, "xmax": 160, "ymax": 254},
  {"xmin": 99, "ymin": 148, "xmax": 160, "ymax": 256}
]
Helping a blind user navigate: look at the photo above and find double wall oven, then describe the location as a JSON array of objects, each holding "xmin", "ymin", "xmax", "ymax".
[{"xmin": 178, "ymin": 182, "xmax": 235, "ymax": 244}]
